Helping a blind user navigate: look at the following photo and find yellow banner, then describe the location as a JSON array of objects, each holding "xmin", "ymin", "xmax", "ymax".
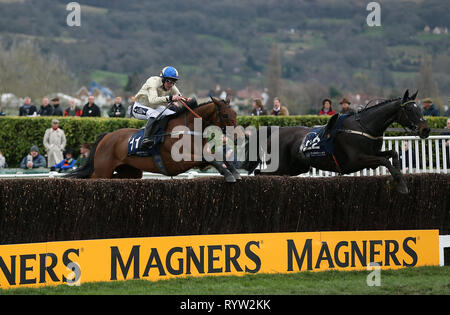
[{"xmin": 0, "ymin": 230, "xmax": 439, "ymax": 289}]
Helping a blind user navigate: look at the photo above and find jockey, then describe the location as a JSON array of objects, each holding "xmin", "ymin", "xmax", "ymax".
[{"xmin": 132, "ymin": 66, "xmax": 192, "ymax": 149}]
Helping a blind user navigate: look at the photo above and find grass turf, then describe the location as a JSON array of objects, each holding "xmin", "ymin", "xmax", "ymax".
[{"xmin": 1, "ymin": 266, "xmax": 449, "ymax": 295}]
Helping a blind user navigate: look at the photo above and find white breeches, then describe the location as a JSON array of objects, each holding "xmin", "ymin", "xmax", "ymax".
[{"xmin": 130, "ymin": 102, "xmax": 176, "ymax": 120}]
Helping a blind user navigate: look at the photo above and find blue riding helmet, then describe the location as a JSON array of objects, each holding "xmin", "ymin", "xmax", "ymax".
[{"xmin": 160, "ymin": 66, "xmax": 179, "ymax": 81}]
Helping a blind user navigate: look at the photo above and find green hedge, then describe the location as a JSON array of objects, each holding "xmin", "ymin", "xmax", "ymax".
[
  {"xmin": 0, "ymin": 174, "xmax": 448, "ymax": 245},
  {"xmin": 238, "ymin": 115, "xmax": 330, "ymax": 128},
  {"xmin": 238, "ymin": 115, "xmax": 449, "ymax": 130},
  {"xmin": 0, "ymin": 117, "xmax": 145, "ymax": 167},
  {"xmin": 0, "ymin": 115, "xmax": 448, "ymax": 167}
]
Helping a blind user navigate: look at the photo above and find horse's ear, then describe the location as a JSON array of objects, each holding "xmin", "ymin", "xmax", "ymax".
[
  {"xmin": 402, "ymin": 89, "xmax": 409, "ymax": 102},
  {"xmin": 411, "ymin": 90, "xmax": 418, "ymax": 100},
  {"xmin": 210, "ymin": 96, "xmax": 219, "ymax": 104}
]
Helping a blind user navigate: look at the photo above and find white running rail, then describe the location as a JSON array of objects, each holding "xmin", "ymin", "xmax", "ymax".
[
  {"xmin": 303, "ymin": 135, "xmax": 450, "ymax": 177},
  {"xmin": 1, "ymin": 136, "xmax": 449, "ymax": 179}
]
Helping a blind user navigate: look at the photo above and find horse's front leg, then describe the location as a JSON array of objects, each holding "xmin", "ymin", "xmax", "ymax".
[
  {"xmin": 206, "ymin": 143, "xmax": 241, "ymax": 182},
  {"xmin": 375, "ymin": 150, "xmax": 401, "ymax": 170},
  {"xmin": 223, "ymin": 160, "xmax": 242, "ymax": 181},
  {"xmin": 355, "ymin": 153, "xmax": 408, "ymax": 194},
  {"xmin": 208, "ymin": 160, "xmax": 236, "ymax": 183}
]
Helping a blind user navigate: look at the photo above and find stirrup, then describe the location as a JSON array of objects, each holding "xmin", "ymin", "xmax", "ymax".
[{"xmin": 141, "ymin": 137, "xmax": 155, "ymax": 149}]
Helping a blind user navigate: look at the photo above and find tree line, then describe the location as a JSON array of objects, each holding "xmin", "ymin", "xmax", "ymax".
[{"xmin": 0, "ymin": 0, "xmax": 448, "ymax": 114}]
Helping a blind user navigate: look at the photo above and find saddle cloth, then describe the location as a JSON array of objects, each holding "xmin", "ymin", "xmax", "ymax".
[
  {"xmin": 300, "ymin": 127, "xmax": 332, "ymax": 158},
  {"xmin": 299, "ymin": 114, "xmax": 350, "ymax": 158},
  {"xmin": 127, "ymin": 128, "xmax": 168, "ymax": 175}
]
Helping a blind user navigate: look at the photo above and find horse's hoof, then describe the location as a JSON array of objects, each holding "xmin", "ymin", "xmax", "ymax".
[
  {"xmin": 232, "ymin": 172, "xmax": 242, "ymax": 181},
  {"xmin": 224, "ymin": 175, "xmax": 236, "ymax": 183},
  {"xmin": 254, "ymin": 169, "xmax": 261, "ymax": 176},
  {"xmin": 396, "ymin": 182, "xmax": 409, "ymax": 194}
]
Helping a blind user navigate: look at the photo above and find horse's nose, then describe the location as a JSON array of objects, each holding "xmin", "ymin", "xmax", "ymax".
[{"xmin": 420, "ymin": 127, "xmax": 430, "ymax": 139}]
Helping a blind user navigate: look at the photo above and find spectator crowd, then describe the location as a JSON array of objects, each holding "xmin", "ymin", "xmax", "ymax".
[
  {"xmin": 0, "ymin": 92, "xmax": 132, "ymax": 170},
  {"xmin": 17, "ymin": 95, "xmax": 133, "ymax": 118},
  {"xmin": 16, "ymin": 116, "xmax": 92, "ymax": 173},
  {"xmin": 2, "ymin": 94, "xmax": 132, "ymax": 171}
]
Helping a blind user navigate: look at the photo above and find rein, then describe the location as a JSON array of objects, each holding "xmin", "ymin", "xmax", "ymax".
[
  {"xmin": 179, "ymin": 99, "xmax": 202, "ymax": 119},
  {"xmin": 400, "ymin": 100, "xmax": 415, "ymax": 107},
  {"xmin": 179, "ymin": 98, "xmax": 232, "ymax": 131},
  {"xmin": 341, "ymin": 99, "xmax": 419, "ymax": 141}
]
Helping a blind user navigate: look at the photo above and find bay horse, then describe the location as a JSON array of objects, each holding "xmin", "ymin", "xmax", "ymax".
[
  {"xmin": 65, "ymin": 97, "xmax": 241, "ymax": 182},
  {"xmin": 247, "ymin": 90, "xmax": 430, "ymax": 194}
]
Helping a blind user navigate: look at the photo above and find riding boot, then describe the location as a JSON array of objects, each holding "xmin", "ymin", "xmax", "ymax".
[
  {"xmin": 224, "ymin": 160, "xmax": 242, "ymax": 181},
  {"xmin": 210, "ymin": 160, "xmax": 236, "ymax": 183},
  {"xmin": 141, "ymin": 117, "xmax": 157, "ymax": 149}
]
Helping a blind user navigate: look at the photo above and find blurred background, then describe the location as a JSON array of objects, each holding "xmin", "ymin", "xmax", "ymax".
[{"xmin": 0, "ymin": 0, "xmax": 448, "ymax": 115}]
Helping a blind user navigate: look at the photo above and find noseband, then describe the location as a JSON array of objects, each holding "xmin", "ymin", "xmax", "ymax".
[{"xmin": 399, "ymin": 100, "xmax": 421, "ymax": 133}]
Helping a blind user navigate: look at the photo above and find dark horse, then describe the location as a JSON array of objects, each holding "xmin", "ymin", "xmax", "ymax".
[
  {"xmin": 247, "ymin": 90, "xmax": 430, "ymax": 194},
  {"xmin": 65, "ymin": 97, "xmax": 241, "ymax": 182}
]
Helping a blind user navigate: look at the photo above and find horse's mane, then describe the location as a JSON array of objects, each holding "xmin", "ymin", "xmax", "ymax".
[
  {"xmin": 359, "ymin": 97, "xmax": 401, "ymax": 113},
  {"xmin": 197, "ymin": 99, "xmax": 215, "ymax": 107},
  {"xmin": 172, "ymin": 99, "xmax": 216, "ymax": 118}
]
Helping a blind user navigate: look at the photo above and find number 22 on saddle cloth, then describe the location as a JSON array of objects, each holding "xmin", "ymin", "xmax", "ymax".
[{"xmin": 300, "ymin": 114, "xmax": 350, "ymax": 158}]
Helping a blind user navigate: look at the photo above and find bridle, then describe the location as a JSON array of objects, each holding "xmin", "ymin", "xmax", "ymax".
[
  {"xmin": 348, "ymin": 98, "xmax": 424, "ymax": 140},
  {"xmin": 179, "ymin": 99, "xmax": 235, "ymax": 133},
  {"xmin": 398, "ymin": 100, "xmax": 422, "ymax": 134}
]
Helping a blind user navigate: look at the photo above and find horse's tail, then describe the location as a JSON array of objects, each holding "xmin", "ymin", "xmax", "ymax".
[{"xmin": 64, "ymin": 132, "xmax": 109, "ymax": 179}]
